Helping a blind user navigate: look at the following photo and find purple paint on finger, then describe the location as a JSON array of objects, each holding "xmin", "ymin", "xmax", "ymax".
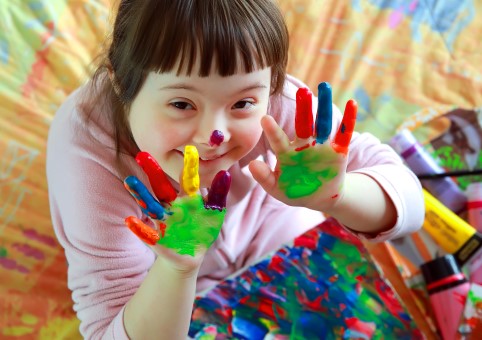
[
  {"xmin": 209, "ymin": 130, "xmax": 224, "ymax": 146},
  {"xmin": 205, "ymin": 170, "xmax": 231, "ymax": 211}
]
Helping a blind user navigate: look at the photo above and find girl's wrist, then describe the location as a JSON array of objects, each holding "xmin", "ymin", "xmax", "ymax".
[{"xmin": 154, "ymin": 248, "xmax": 204, "ymax": 280}]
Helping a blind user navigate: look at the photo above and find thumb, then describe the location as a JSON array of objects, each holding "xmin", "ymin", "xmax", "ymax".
[{"xmin": 249, "ymin": 160, "xmax": 279, "ymax": 195}]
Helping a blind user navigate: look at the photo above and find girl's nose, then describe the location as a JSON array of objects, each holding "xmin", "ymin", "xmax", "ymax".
[
  {"xmin": 209, "ymin": 130, "xmax": 225, "ymax": 147},
  {"xmin": 193, "ymin": 114, "xmax": 231, "ymax": 147}
]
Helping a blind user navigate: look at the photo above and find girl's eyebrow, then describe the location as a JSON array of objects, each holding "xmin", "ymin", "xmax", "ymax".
[{"xmin": 159, "ymin": 82, "xmax": 268, "ymax": 93}]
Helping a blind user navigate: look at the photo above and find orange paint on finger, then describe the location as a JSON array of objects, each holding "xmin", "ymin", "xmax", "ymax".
[
  {"xmin": 125, "ymin": 216, "xmax": 160, "ymax": 245},
  {"xmin": 332, "ymin": 99, "xmax": 357, "ymax": 155}
]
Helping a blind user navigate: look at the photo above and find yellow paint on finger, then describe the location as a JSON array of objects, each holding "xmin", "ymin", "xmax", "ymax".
[{"xmin": 183, "ymin": 145, "xmax": 200, "ymax": 196}]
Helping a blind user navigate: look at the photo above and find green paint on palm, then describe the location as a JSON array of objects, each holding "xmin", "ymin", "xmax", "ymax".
[
  {"xmin": 158, "ymin": 195, "xmax": 225, "ymax": 256},
  {"xmin": 0, "ymin": 247, "xmax": 7, "ymax": 257},
  {"xmin": 279, "ymin": 148, "xmax": 338, "ymax": 199}
]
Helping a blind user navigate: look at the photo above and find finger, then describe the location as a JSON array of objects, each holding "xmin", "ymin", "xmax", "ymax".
[
  {"xmin": 205, "ymin": 170, "xmax": 231, "ymax": 210},
  {"xmin": 124, "ymin": 176, "xmax": 167, "ymax": 220},
  {"xmin": 135, "ymin": 151, "xmax": 177, "ymax": 203},
  {"xmin": 249, "ymin": 159, "xmax": 279, "ymax": 194},
  {"xmin": 332, "ymin": 99, "xmax": 357, "ymax": 155},
  {"xmin": 125, "ymin": 216, "xmax": 160, "ymax": 245},
  {"xmin": 261, "ymin": 115, "xmax": 290, "ymax": 154},
  {"xmin": 315, "ymin": 82, "xmax": 333, "ymax": 144},
  {"xmin": 295, "ymin": 88, "xmax": 314, "ymax": 139},
  {"xmin": 182, "ymin": 145, "xmax": 200, "ymax": 196}
]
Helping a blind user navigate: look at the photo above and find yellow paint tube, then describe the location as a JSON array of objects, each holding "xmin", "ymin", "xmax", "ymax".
[{"xmin": 423, "ymin": 189, "xmax": 482, "ymax": 266}]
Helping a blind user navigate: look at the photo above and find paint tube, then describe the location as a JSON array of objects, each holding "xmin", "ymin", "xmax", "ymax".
[
  {"xmin": 466, "ymin": 182, "xmax": 482, "ymax": 284},
  {"xmin": 421, "ymin": 254, "xmax": 470, "ymax": 340},
  {"xmin": 467, "ymin": 182, "xmax": 482, "ymax": 233},
  {"xmin": 422, "ymin": 189, "xmax": 482, "ymax": 267},
  {"xmin": 389, "ymin": 129, "xmax": 466, "ymax": 213}
]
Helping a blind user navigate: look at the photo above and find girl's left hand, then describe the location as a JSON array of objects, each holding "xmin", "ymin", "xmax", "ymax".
[
  {"xmin": 249, "ymin": 82, "xmax": 357, "ymax": 212},
  {"xmin": 123, "ymin": 146, "xmax": 230, "ymax": 271}
]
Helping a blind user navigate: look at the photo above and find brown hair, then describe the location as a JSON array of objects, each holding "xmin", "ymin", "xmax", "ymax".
[{"xmin": 87, "ymin": 0, "xmax": 289, "ymax": 157}]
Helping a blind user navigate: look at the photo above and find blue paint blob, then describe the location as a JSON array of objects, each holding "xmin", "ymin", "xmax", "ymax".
[{"xmin": 315, "ymin": 82, "xmax": 333, "ymax": 144}]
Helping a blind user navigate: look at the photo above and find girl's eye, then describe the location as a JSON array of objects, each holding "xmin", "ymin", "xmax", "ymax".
[
  {"xmin": 171, "ymin": 101, "xmax": 194, "ymax": 110},
  {"xmin": 232, "ymin": 100, "xmax": 254, "ymax": 110}
]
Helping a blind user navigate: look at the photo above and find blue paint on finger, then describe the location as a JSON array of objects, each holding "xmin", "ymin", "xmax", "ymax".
[
  {"xmin": 124, "ymin": 176, "xmax": 167, "ymax": 220},
  {"xmin": 315, "ymin": 82, "xmax": 333, "ymax": 144}
]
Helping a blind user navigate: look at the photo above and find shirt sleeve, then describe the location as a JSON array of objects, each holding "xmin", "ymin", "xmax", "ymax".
[
  {"xmin": 269, "ymin": 75, "xmax": 425, "ymax": 242},
  {"xmin": 47, "ymin": 94, "xmax": 153, "ymax": 339}
]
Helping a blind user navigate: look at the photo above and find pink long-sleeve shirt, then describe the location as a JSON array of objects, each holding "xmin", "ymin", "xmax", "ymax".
[{"xmin": 47, "ymin": 75, "xmax": 424, "ymax": 339}]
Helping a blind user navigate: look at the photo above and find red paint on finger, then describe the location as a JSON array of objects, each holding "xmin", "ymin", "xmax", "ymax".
[
  {"xmin": 295, "ymin": 88, "xmax": 314, "ymax": 139},
  {"xmin": 125, "ymin": 216, "xmax": 160, "ymax": 245},
  {"xmin": 159, "ymin": 222, "xmax": 167, "ymax": 238},
  {"xmin": 332, "ymin": 99, "xmax": 357, "ymax": 155},
  {"xmin": 295, "ymin": 143, "xmax": 311, "ymax": 152},
  {"xmin": 135, "ymin": 151, "xmax": 177, "ymax": 203}
]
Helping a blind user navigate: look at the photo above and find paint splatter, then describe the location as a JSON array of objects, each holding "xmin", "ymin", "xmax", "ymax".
[
  {"xmin": 159, "ymin": 195, "xmax": 226, "ymax": 256},
  {"xmin": 189, "ymin": 218, "xmax": 422, "ymax": 339},
  {"xmin": 278, "ymin": 147, "xmax": 338, "ymax": 199}
]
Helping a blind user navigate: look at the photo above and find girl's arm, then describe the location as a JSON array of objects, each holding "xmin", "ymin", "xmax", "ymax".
[
  {"xmin": 122, "ymin": 147, "xmax": 230, "ymax": 338},
  {"xmin": 323, "ymin": 172, "xmax": 396, "ymax": 234},
  {"xmin": 124, "ymin": 255, "xmax": 201, "ymax": 339}
]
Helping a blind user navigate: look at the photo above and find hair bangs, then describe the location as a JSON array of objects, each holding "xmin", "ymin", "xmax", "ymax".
[{"xmin": 143, "ymin": 0, "xmax": 286, "ymax": 82}]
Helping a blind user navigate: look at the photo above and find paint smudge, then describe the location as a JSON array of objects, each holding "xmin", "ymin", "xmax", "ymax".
[
  {"xmin": 278, "ymin": 147, "xmax": 338, "ymax": 199},
  {"xmin": 189, "ymin": 217, "xmax": 422, "ymax": 339},
  {"xmin": 209, "ymin": 130, "xmax": 224, "ymax": 147},
  {"xmin": 160, "ymin": 195, "xmax": 225, "ymax": 256}
]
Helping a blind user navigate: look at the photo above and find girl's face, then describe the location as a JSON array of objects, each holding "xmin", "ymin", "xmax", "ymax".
[{"xmin": 128, "ymin": 65, "xmax": 272, "ymax": 187}]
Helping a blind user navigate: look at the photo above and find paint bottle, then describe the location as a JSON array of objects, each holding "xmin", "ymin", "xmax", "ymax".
[
  {"xmin": 421, "ymin": 255, "xmax": 470, "ymax": 340},
  {"xmin": 422, "ymin": 189, "xmax": 482, "ymax": 268},
  {"xmin": 389, "ymin": 129, "xmax": 466, "ymax": 213},
  {"xmin": 466, "ymin": 182, "xmax": 482, "ymax": 233},
  {"xmin": 466, "ymin": 182, "xmax": 482, "ymax": 284}
]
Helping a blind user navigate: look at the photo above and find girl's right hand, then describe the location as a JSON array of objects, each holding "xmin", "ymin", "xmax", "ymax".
[{"xmin": 123, "ymin": 146, "xmax": 231, "ymax": 273}]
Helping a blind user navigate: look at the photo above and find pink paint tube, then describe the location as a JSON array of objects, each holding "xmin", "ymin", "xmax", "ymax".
[
  {"xmin": 467, "ymin": 182, "xmax": 482, "ymax": 232},
  {"xmin": 421, "ymin": 254, "xmax": 470, "ymax": 340},
  {"xmin": 466, "ymin": 182, "xmax": 482, "ymax": 284},
  {"xmin": 390, "ymin": 129, "xmax": 466, "ymax": 213}
]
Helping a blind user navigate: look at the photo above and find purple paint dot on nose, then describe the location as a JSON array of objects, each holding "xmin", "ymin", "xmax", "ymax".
[{"xmin": 209, "ymin": 130, "xmax": 224, "ymax": 146}]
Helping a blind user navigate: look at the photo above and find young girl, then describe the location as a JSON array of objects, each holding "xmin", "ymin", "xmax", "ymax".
[{"xmin": 46, "ymin": 0, "xmax": 424, "ymax": 339}]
